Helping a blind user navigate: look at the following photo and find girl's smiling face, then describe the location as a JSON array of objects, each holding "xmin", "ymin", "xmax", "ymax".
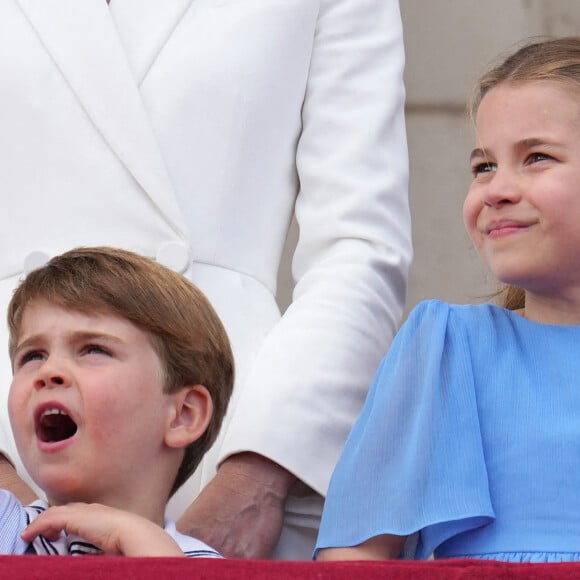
[
  {"xmin": 464, "ymin": 80, "xmax": 580, "ymax": 301},
  {"xmin": 8, "ymin": 299, "xmax": 176, "ymax": 510}
]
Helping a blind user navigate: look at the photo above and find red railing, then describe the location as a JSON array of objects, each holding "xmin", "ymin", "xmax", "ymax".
[{"xmin": 2, "ymin": 556, "xmax": 579, "ymax": 579}]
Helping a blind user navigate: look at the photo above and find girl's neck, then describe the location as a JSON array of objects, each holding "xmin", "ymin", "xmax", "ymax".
[{"xmin": 520, "ymin": 291, "xmax": 580, "ymax": 325}]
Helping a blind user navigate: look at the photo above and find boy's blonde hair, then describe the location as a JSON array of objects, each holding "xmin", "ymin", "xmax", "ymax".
[{"xmin": 7, "ymin": 246, "xmax": 234, "ymax": 496}]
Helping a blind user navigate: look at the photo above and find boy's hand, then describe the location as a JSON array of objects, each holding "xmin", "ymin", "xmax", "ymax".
[
  {"xmin": 177, "ymin": 452, "xmax": 296, "ymax": 559},
  {"xmin": 21, "ymin": 503, "xmax": 185, "ymax": 557}
]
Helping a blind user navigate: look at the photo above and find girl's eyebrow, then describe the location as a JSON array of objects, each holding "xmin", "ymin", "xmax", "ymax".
[
  {"xmin": 470, "ymin": 137, "xmax": 557, "ymax": 163},
  {"xmin": 515, "ymin": 137, "xmax": 555, "ymax": 150},
  {"xmin": 469, "ymin": 147, "xmax": 486, "ymax": 162}
]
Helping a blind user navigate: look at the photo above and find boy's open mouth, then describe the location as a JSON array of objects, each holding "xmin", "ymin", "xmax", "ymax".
[{"xmin": 36, "ymin": 408, "xmax": 78, "ymax": 443}]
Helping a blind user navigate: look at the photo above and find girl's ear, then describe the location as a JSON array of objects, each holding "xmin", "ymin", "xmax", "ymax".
[{"xmin": 164, "ymin": 385, "xmax": 213, "ymax": 449}]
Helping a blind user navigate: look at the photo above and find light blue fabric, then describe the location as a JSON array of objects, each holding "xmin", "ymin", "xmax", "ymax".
[{"xmin": 316, "ymin": 300, "xmax": 580, "ymax": 562}]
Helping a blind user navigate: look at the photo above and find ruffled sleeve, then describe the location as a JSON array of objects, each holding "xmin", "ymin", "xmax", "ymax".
[{"xmin": 316, "ymin": 300, "xmax": 495, "ymax": 559}]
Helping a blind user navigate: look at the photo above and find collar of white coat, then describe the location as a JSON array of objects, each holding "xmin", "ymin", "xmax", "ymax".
[{"xmin": 15, "ymin": 0, "xmax": 192, "ymax": 240}]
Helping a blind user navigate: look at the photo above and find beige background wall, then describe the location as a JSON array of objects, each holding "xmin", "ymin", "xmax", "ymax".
[{"xmin": 277, "ymin": 2, "xmax": 580, "ymax": 319}]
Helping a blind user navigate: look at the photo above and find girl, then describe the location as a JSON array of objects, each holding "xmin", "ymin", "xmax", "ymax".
[{"xmin": 315, "ymin": 37, "xmax": 580, "ymax": 563}]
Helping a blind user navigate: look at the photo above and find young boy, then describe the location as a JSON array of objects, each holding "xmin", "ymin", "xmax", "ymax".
[{"xmin": 1, "ymin": 246, "xmax": 234, "ymax": 557}]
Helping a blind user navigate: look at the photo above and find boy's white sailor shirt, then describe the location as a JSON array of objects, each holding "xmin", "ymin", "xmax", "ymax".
[{"xmin": 0, "ymin": 489, "xmax": 222, "ymax": 558}]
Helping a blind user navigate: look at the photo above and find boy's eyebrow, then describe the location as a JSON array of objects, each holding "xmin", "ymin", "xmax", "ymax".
[{"xmin": 13, "ymin": 331, "xmax": 125, "ymax": 354}]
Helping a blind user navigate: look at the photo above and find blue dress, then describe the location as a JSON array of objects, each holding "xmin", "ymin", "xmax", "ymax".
[{"xmin": 316, "ymin": 300, "xmax": 580, "ymax": 562}]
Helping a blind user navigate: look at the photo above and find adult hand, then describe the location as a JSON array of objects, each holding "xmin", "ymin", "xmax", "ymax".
[
  {"xmin": 22, "ymin": 503, "xmax": 184, "ymax": 557},
  {"xmin": 177, "ymin": 452, "xmax": 296, "ymax": 559},
  {"xmin": 0, "ymin": 454, "xmax": 36, "ymax": 504}
]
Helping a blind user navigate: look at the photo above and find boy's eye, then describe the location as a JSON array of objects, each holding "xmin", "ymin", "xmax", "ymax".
[
  {"xmin": 17, "ymin": 350, "xmax": 45, "ymax": 367},
  {"xmin": 83, "ymin": 344, "xmax": 111, "ymax": 356}
]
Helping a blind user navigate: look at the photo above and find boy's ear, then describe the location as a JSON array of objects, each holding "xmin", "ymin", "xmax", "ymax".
[{"xmin": 164, "ymin": 385, "xmax": 213, "ymax": 449}]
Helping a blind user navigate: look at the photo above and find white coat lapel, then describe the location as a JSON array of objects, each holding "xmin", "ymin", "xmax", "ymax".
[
  {"xmin": 109, "ymin": 0, "xmax": 194, "ymax": 84},
  {"xmin": 15, "ymin": 0, "xmax": 189, "ymax": 239}
]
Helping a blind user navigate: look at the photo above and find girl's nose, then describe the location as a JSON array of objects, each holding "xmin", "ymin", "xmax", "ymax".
[{"xmin": 483, "ymin": 167, "xmax": 522, "ymax": 208}]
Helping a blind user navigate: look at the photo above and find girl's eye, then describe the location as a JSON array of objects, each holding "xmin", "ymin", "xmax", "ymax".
[
  {"xmin": 472, "ymin": 162, "xmax": 496, "ymax": 176},
  {"xmin": 527, "ymin": 152, "xmax": 552, "ymax": 164}
]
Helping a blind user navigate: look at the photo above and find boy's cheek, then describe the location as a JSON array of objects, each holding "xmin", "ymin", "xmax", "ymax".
[{"xmin": 7, "ymin": 387, "xmax": 28, "ymax": 439}]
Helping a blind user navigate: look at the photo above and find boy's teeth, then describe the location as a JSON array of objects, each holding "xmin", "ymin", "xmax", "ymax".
[
  {"xmin": 38, "ymin": 408, "xmax": 77, "ymax": 443},
  {"xmin": 42, "ymin": 408, "xmax": 68, "ymax": 417}
]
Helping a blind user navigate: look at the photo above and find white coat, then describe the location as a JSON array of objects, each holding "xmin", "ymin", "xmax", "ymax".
[{"xmin": 0, "ymin": 0, "xmax": 412, "ymax": 558}]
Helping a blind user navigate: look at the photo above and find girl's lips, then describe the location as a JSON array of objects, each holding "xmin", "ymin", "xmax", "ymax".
[{"xmin": 486, "ymin": 219, "xmax": 532, "ymax": 239}]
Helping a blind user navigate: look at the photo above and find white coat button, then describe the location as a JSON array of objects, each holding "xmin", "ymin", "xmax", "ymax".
[
  {"xmin": 156, "ymin": 242, "xmax": 190, "ymax": 274},
  {"xmin": 23, "ymin": 251, "xmax": 51, "ymax": 274}
]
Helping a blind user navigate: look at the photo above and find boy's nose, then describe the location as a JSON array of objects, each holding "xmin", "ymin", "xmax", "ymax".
[{"xmin": 34, "ymin": 362, "xmax": 70, "ymax": 390}]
